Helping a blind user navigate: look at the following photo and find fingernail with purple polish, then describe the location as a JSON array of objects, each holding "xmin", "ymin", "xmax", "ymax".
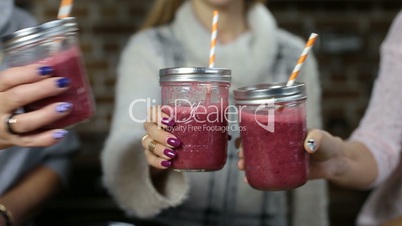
[
  {"xmin": 56, "ymin": 103, "xmax": 73, "ymax": 113},
  {"xmin": 161, "ymin": 117, "xmax": 175, "ymax": 127},
  {"xmin": 167, "ymin": 138, "xmax": 181, "ymax": 148},
  {"xmin": 53, "ymin": 130, "xmax": 68, "ymax": 140},
  {"xmin": 164, "ymin": 149, "xmax": 176, "ymax": 158},
  {"xmin": 38, "ymin": 66, "xmax": 54, "ymax": 76},
  {"xmin": 56, "ymin": 78, "xmax": 71, "ymax": 88},
  {"xmin": 161, "ymin": 160, "xmax": 171, "ymax": 168}
]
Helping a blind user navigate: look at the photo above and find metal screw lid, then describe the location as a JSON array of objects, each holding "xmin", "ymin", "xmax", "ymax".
[
  {"xmin": 38, "ymin": 17, "xmax": 78, "ymax": 34},
  {"xmin": 0, "ymin": 26, "xmax": 39, "ymax": 44},
  {"xmin": 234, "ymin": 82, "xmax": 306, "ymax": 104},
  {"xmin": 0, "ymin": 17, "xmax": 78, "ymax": 51},
  {"xmin": 159, "ymin": 67, "xmax": 231, "ymax": 83}
]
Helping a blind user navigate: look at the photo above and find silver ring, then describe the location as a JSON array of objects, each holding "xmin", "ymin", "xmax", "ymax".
[
  {"xmin": 148, "ymin": 140, "xmax": 157, "ymax": 153},
  {"xmin": 6, "ymin": 112, "xmax": 21, "ymax": 135}
]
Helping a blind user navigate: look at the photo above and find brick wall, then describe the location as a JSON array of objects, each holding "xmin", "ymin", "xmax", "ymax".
[{"xmin": 15, "ymin": 0, "xmax": 402, "ymax": 225}]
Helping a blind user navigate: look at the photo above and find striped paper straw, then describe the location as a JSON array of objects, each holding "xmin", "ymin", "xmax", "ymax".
[
  {"xmin": 209, "ymin": 10, "xmax": 219, "ymax": 68},
  {"xmin": 58, "ymin": 0, "xmax": 74, "ymax": 19},
  {"xmin": 286, "ymin": 33, "xmax": 318, "ymax": 86}
]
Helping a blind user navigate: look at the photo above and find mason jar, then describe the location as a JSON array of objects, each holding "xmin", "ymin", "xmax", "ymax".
[
  {"xmin": 159, "ymin": 67, "xmax": 231, "ymax": 171},
  {"xmin": 0, "ymin": 17, "xmax": 95, "ymax": 130},
  {"xmin": 234, "ymin": 82, "xmax": 309, "ymax": 190}
]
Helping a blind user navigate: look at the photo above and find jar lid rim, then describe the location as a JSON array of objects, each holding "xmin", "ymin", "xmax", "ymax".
[
  {"xmin": 160, "ymin": 67, "xmax": 231, "ymax": 76},
  {"xmin": 234, "ymin": 82, "xmax": 306, "ymax": 103},
  {"xmin": 159, "ymin": 67, "xmax": 231, "ymax": 83},
  {"xmin": 0, "ymin": 17, "xmax": 78, "ymax": 50}
]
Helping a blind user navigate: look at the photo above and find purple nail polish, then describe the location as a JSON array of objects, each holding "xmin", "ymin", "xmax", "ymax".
[
  {"xmin": 164, "ymin": 149, "xmax": 176, "ymax": 158},
  {"xmin": 56, "ymin": 78, "xmax": 70, "ymax": 88},
  {"xmin": 161, "ymin": 117, "xmax": 175, "ymax": 127},
  {"xmin": 38, "ymin": 66, "xmax": 54, "ymax": 76},
  {"xmin": 53, "ymin": 130, "xmax": 68, "ymax": 139},
  {"xmin": 55, "ymin": 103, "xmax": 73, "ymax": 113},
  {"xmin": 161, "ymin": 160, "xmax": 171, "ymax": 168},
  {"xmin": 167, "ymin": 138, "xmax": 181, "ymax": 148}
]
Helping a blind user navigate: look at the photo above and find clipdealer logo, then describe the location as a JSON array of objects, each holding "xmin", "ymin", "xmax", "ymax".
[
  {"xmin": 128, "ymin": 98, "xmax": 276, "ymax": 133},
  {"xmin": 254, "ymin": 99, "xmax": 275, "ymax": 133}
]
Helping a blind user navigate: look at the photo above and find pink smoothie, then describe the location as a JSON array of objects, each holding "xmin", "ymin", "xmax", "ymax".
[
  {"xmin": 165, "ymin": 105, "xmax": 228, "ymax": 171},
  {"xmin": 239, "ymin": 107, "xmax": 308, "ymax": 190},
  {"xmin": 25, "ymin": 47, "xmax": 95, "ymax": 129}
]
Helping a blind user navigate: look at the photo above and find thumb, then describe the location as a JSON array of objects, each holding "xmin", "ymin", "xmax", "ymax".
[
  {"xmin": 304, "ymin": 129, "xmax": 344, "ymax": 160},
  {"xmin": 304, "ymin": 129, "xmax": 322, "ymax": 154}
]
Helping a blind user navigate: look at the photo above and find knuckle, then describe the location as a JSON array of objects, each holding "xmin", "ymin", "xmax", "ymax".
[
  {"xmin": 0, "ymin": 79, "xmax": 13, "ymax": 91},
  {"xmin": 144, "ymin": 150, "xmax": 153, "ymax": 160},
  {"xmin": 18, "ymin": 125, "xmax": 31, "ymax": 134},
  {"xmin": 333, "ymin": 136, "xmax": 343, "ymax": 143},
  {"xmin": 8, "ymin": 89, "xmax": 28, "ymax": 107},
  {"xmin": 12, "ymin": 120, "xmax": 33, "ymax": 134},
  {"xmin": 146, "ymin": 154, "xmax": 160, "ymax": 168},
  {"xmin": 143, "ymin": 122, "xmax": 149, "ymax": 130},
  {"xmin": 141, "ymin": 139, "xmax": 148, "ymax": 149},
  {"xmin": 154, "ymin": 145, "xmax": 162, "ymax": 156},
  {"xmin": 18, "ymin": 136, "xmax": 36, "ymax": 147},
  {"xmin": 143, "ymin": 122, "xmax": 152, "ymax": 130}
]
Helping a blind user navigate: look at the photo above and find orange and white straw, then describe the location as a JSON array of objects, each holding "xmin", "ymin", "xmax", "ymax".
[
  {"xmin": 286, "ymin": 33, "xmax": 318, "ymax": 86},
  {"xmin": 209, "ymin": 10, "xmax": 219, "ymax": 68},
  {"xmin": 58, "ymin": 0, "xmax": 74, "ymax": 19}
]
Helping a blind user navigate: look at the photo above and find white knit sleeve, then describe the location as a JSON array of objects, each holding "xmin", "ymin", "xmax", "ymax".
[{"xmin": 101, "ymin": 31, "xmax": 189, "ymax": 217}]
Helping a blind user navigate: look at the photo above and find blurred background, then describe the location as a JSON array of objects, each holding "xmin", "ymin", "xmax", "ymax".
[{"xmin": 13, "ymin": 0, "xmax": 402, "ymax": 225}]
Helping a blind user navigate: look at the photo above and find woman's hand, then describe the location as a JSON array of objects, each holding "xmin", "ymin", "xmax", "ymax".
[
  {"xmin": 303, "ymin": 129, "xmax": 349, "ymax": 180},
  {"xmin": 235, "ymin": 137, "xmax": 250, "ymax": 184},
  {"xmin": 236, "ymin": 137, "xmax": 245, "ymax": 169},
  {"xmin": 305, "ymin": 129, "xmax": 377, "ymax": 188},
  {"xmin": 237, "ymin": 129, "xmax": 377, "ymax": 188},
  {"xmin": 141, "ymin": 106, "xmax": 181, "ymax": 170},
  {"xmin": 237, "ymin": 130, "xmax": 349, "ymax": 183},
  {"xmin": 0, "ymin": 64, "xmax": 72, "ymax": 149}
]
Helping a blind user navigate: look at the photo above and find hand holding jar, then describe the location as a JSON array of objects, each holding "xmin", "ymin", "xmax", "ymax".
[
  {"xmin": 0, "ymin": 64, "xmax": 71, "ymax": 149},
  {"xmin": 141, "ymin": 106, "xmax": 181, "ymax": 170},
  {"xmin": 142, "ymin": 67, "xmax": 232, "ymax": 172},
  {"xmin": 1, "ymin": 17, "xmax": 95, "ymax": 132}
]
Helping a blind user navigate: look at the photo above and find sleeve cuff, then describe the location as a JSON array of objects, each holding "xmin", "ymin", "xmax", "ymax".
[{"xmin": 101, "ymin": 134, "xmax": 189, "ymax": 218}]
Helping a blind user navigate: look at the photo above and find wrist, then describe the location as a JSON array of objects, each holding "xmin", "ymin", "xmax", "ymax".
[
  {"xmin": 0, "ymin": 204, "xmax": 14, "ymax": 226},
  {"xmin": 328, "ymin": 141, "xmax": 377, "ymax": 188}
]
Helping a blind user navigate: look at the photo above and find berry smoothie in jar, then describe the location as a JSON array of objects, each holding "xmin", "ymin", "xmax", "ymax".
[
  {"xmin": 234, "ymin": 83, "xmax": 309, "ymax": 190},
  {"xmin": 160, "ymin": 67, "xmax": 231, "ymax": 171},
  {"xmin": 0, "ymin": 17, "xmax": 95, "ymax": 130}
]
